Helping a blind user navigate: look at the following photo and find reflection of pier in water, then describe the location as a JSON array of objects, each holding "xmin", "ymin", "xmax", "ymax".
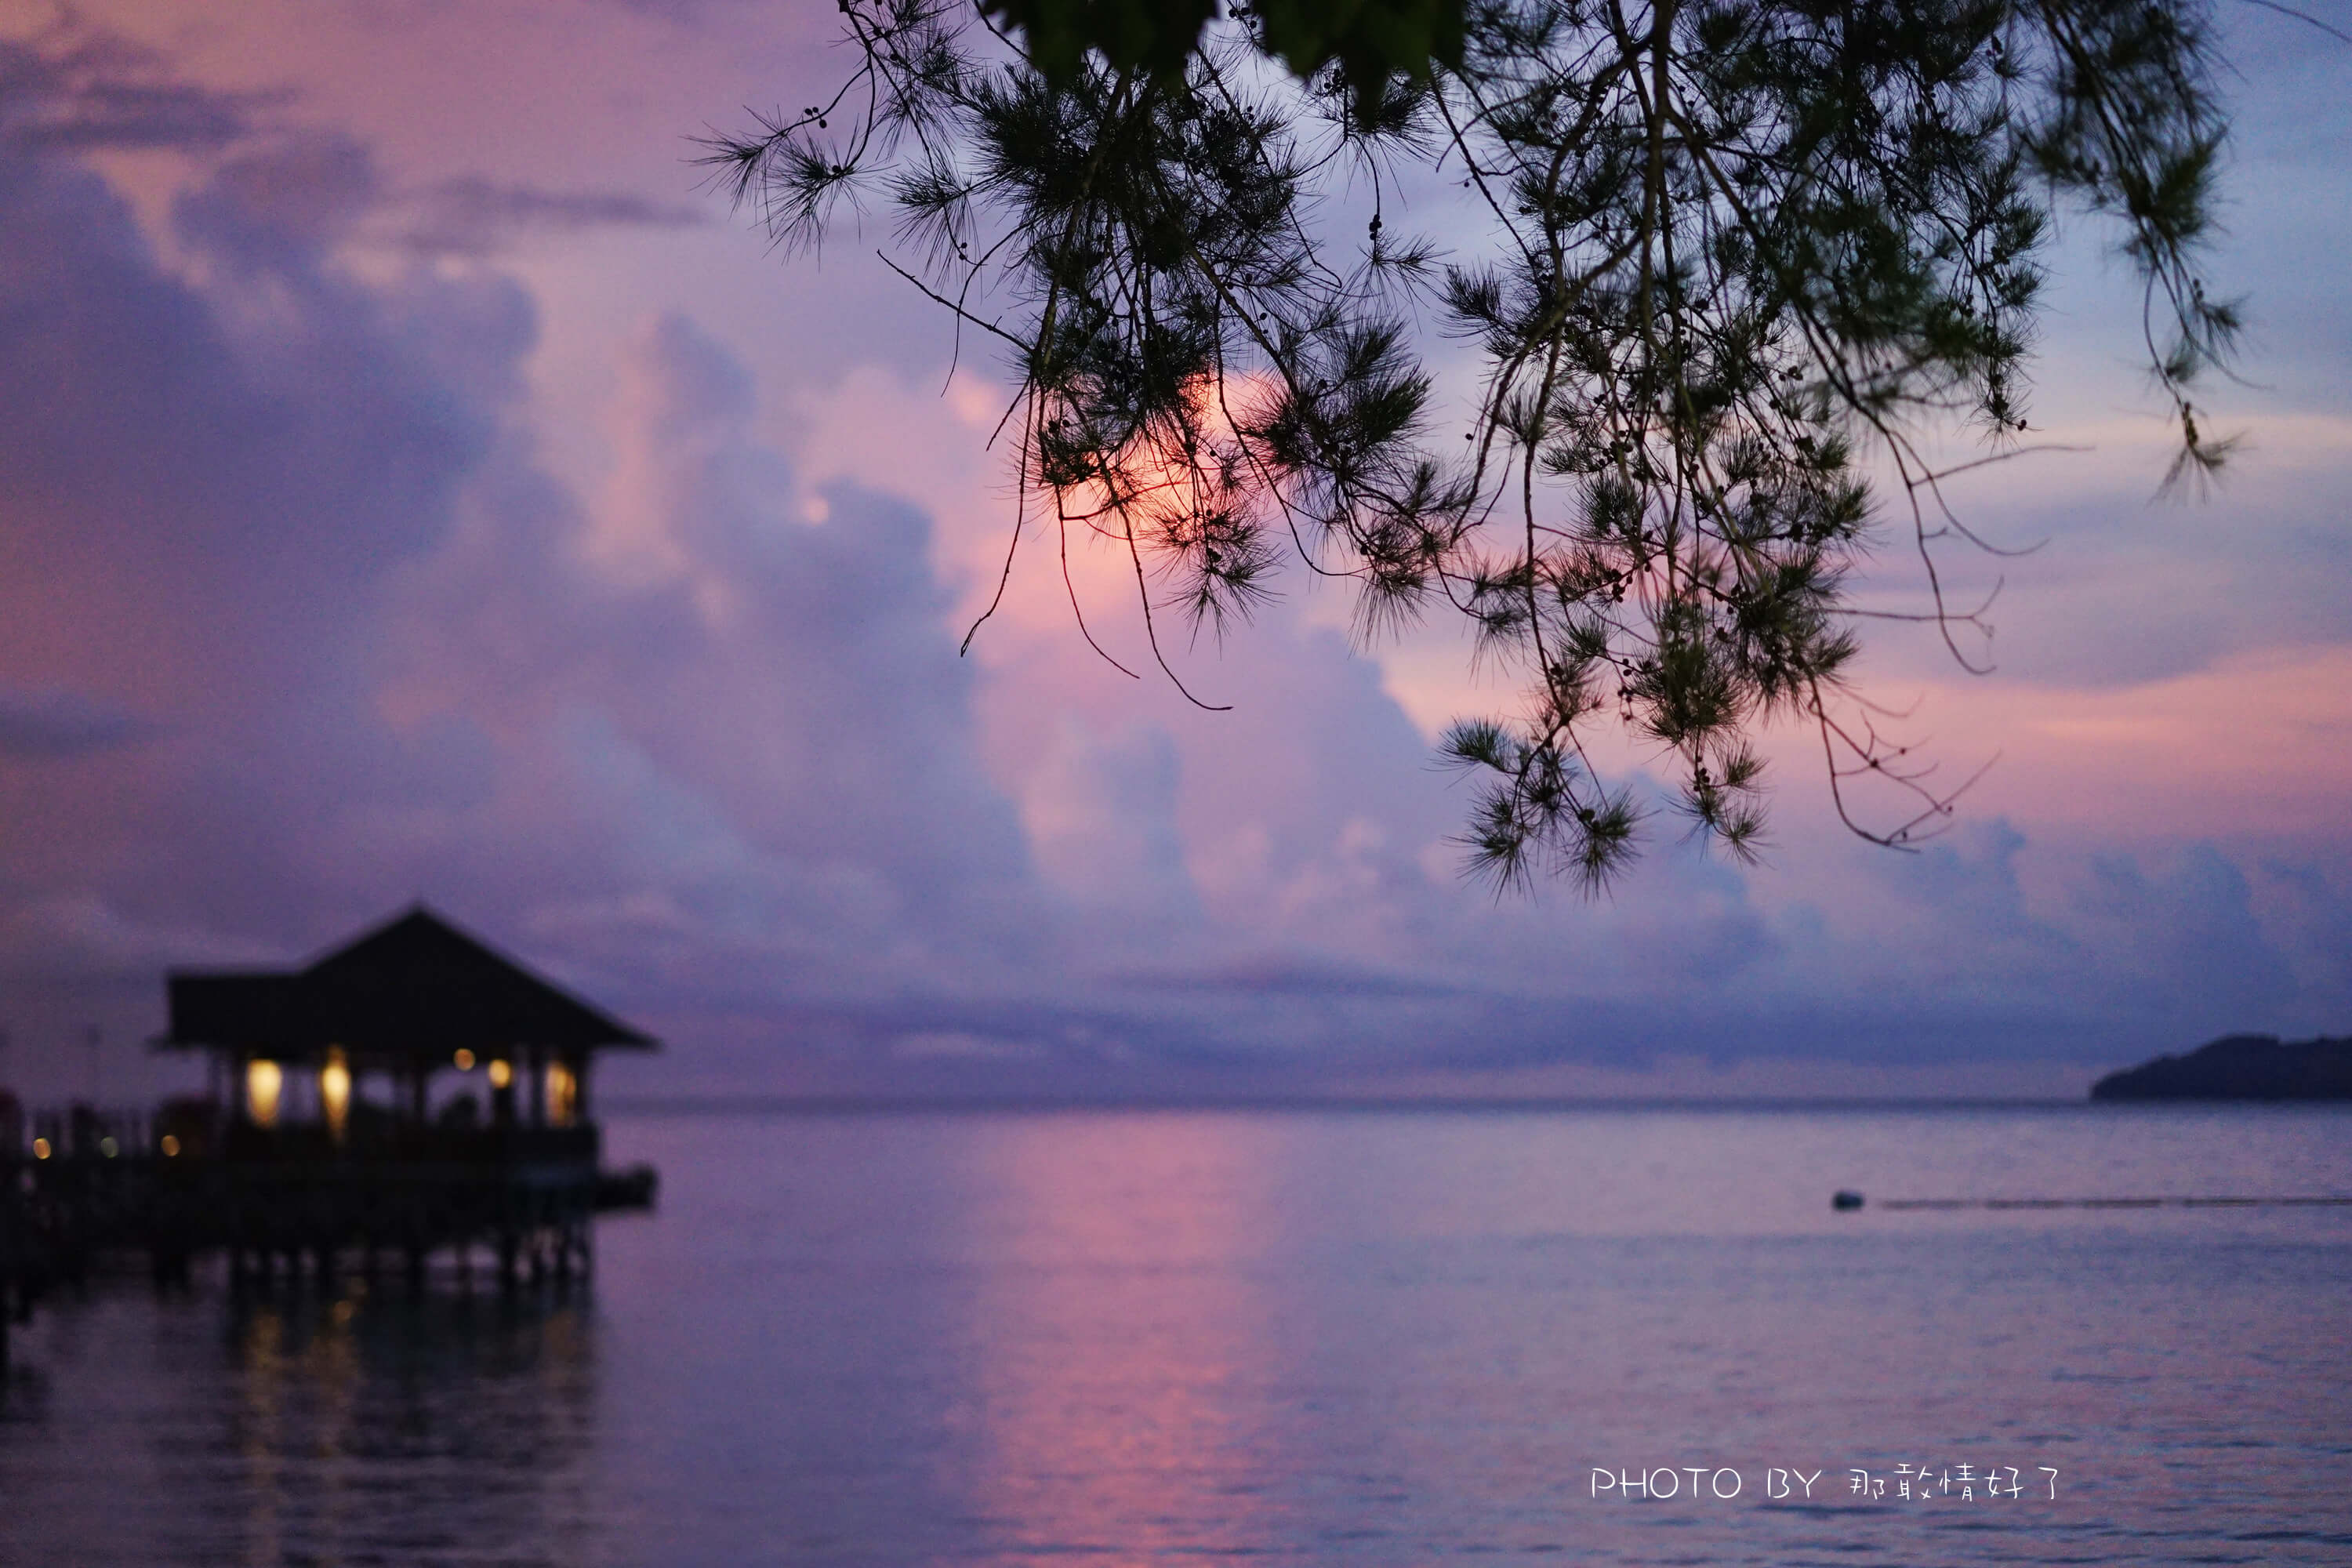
[
  {"xmin": 1, "ymin": 907, "xmax": 658, "ymax": 1370},
  {"xmin": 2, "ymin": 1274, "xmax": 605, "ymax": 1560}
]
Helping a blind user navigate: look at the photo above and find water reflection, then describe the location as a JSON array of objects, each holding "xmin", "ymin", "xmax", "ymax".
[
  {"xmin": 946, "ymin": 1114, "xmax": 1289, "ymax": 1558},
  {"xmin": 4, "ymin": 1276, "xmax": 599, "ymax": 1567},
  {"xmin": 4, "ymin": 1107, "xmax": 2350, "ymax": 1567}
]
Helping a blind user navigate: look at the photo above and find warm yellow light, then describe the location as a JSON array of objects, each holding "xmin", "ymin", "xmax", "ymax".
[
  {"xmin": 160, "ymin": 1134, "xmax": 182, "ymax": 1157},
  {"xmin": 488, "ymin": 1058, "xmax": 513, "ymax": 1090},
  {"xmin": 321, "ymin": 1046, "xmax": 352, "ymax": 1142},
  {"xmin": 453, "ymin": 1047, "xmax": 477, "ymax": 1071},
  {"xmin": 99, "ymin": 1135, "xmax": 119, "ymax": 1158},
  {"xmin": 546, "ymin": 1059, "xmax": 578, "ymax": 1126},
  {"xmin": 31, "ymin": 1137, "xmax": 51, "ymax": 1160},
  {"xmin": 247, "ymin": 1058, "xmax": 283, "ymax": 1128}
]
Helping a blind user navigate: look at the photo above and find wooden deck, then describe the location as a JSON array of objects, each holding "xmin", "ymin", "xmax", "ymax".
[{"xmin": 0, "ymin": 1118, "xmax": 654, "ymax": 1371}]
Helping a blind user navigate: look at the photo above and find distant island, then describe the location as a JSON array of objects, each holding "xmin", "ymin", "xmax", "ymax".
[{"xmin": 2090, "ymin": 1034, "xmax": 2352, "ymax": 1102}]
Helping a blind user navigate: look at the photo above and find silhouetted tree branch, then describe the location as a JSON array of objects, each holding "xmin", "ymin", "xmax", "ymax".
[{"xmin": 704, "ymin": 0, "xmax": 2240, "ymax": 890}]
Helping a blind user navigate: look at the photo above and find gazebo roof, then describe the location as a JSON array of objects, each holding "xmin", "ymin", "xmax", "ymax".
[{"xmin": 161, "ymin": 906, "xmax": 657, "ymax": 1058}]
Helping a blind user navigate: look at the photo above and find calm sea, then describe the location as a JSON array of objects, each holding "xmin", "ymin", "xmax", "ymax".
[{"xmin": 3, "ymin": 1105, "xmax": 2348, "ymax": 1566}]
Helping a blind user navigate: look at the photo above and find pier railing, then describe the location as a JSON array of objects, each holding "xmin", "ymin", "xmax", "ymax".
[
  {"xmin": 5, "ymin": 1109, "xmax": 600, "ymax": 1171},
  {"xmin": 214, "ymin": 1121, "xmax": 601, "ymax": 1170}
]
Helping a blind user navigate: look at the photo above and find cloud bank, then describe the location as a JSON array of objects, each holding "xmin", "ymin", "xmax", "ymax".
[{"xmin": 0, "ymin": 14, "xmax": 2347, "ymax": 1103}]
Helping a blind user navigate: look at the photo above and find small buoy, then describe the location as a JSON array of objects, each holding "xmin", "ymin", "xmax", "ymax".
[{"xmin": 1831, "ymin": 1189, "xmax": 1865, "ymax": 1211}]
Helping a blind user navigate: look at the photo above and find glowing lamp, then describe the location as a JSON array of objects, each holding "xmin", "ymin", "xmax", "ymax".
[
  {"xmin": 247, "ymin": 1058, "xmax": 284, "ymax": 1127},
  {"xmin": 161, "ymin": 1134, "xmax": 183, "ymax": 1157},
  {"xmin": 31, "ymin": 1137, "xmax": 51, "ymax": 1160},
  {"xmin": 488, "ymin": 1058, "xmax": 514, "ymax": 1090},
  {"xmin": 99, "ymin": 1135, "xmax": 119, "ymax": 1158},
  {"xmin": 453, "ymin": 1047, "xmax": 477, "ymax": 1071},
  {"xmin": 321, "ymin": 1046, "xmax": 352, "ymax": 1142},
  {"xmin": 546, "ymin": 1059, "xmax": 578, "ymax": 1126}
]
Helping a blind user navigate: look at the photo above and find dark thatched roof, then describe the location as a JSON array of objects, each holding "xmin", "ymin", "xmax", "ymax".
[{"xmin": 161, "ymin": 906, "xmax": 656, "ymax": 1060}]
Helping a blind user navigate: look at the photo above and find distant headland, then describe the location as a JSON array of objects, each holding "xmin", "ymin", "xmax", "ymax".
[{"xmin": 2090, "ymin": 1034, "xmax": 2352, "ymax": 1102}]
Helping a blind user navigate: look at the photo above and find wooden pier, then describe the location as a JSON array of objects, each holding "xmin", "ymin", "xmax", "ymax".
[{"xmin": 1, "ymin": 906, "xmax": 659, "ymax": 1370}]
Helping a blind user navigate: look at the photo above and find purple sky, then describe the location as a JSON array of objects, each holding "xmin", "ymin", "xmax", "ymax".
[{"xmin": 2, "ymin": 1, "xmax": 2348, "ymax": 1104}]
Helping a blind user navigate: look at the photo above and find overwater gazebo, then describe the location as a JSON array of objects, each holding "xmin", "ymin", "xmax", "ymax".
[
  {"xmin": 162, "ymin": 904, "xmax": 655, "ymax": 1149},
  {"xmin": 143, "ymin": 905, "xmax": 657, "ymax": 1288},
  {"xmin": 2, "ymin": 909, "xmax": 656, "ymax": 1359}
]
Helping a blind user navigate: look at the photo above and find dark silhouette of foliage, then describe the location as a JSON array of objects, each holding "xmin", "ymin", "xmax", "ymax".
[
  {"xmin": 980, "ymin": 0, "xmax": 1467, "ymax": 118},
  {"xmin": 705, "ymin": 0, "xmax": 2239, "ymax": 891}
]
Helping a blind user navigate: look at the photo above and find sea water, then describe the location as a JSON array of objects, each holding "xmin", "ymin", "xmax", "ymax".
[{"xmin": 2, "ymin": 1104, "xmax": 2348, "ymax": 1566}]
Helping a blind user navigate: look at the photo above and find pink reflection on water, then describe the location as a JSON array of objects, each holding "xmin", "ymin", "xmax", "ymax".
[{"xmin": 943, "ymin": 1112, "xmax": 1292, "ymax": 1557}]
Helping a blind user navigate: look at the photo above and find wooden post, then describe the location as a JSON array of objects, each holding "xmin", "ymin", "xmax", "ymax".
[{"xmin": 527, "ymin": 1048, "xmax": 546, "ymax": 1127}]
